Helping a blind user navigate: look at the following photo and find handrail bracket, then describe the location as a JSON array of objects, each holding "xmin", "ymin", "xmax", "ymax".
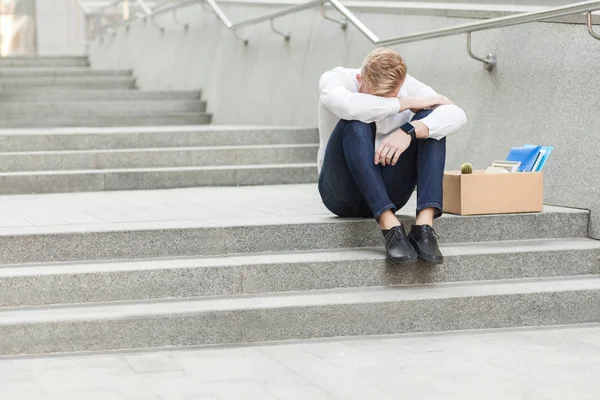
[
  {"xmin": 143, "ymin": 16, "xmax": 166, "ymax": 33},
  {"xmin": 270, "ymin": 19, "xmax": 291, "ymax": 41},
  {"xmin": 588, "ymin": 12, "xmax": 600, "ymax": 40},
  {"xmin": 136, "ymin": 0, "xmax": 165, "ymax": 32},
  {"xmin": 467, "ymin": 32, "xmax": 496, "ymax": 72},
  {"xmin": 204, "ymin": 0, "xmax": 247, "ymax": 43},
  {"xmin": 235, "ymin": 31, "xmax": 249, "ymax": 45},
  {"xmin": 320, "ymin": 4, "xmax": 347, "ymax": 30},
  {"xmin": 172, "ymin": 7, "xmax": 190, "ymax": 31}
]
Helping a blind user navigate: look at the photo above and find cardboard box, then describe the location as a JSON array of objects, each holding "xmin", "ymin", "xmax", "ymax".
[{"xmin": 443, "ymin": 171, "xmax": 543, "ymax": 215}]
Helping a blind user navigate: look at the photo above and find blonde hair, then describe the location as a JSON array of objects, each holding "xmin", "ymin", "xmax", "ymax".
[{"xmin": 361, "ymin": 48, "xmax": 407, "ymax": 97}]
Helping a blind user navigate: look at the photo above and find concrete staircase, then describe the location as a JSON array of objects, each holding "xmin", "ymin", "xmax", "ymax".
[
  {"xmin": 0, "ymin": 56, "xmax": 319, "ymax": 194},
  {"xmin": 1, "ymin": 185, "xmax": 599, "ymax": 356},
  {"xmin": 0, "ymin": 126, "xmax": 319, "ymax": 194},
  {"xmin": 0, "ymin": 56, "xmax": 211, "ymax": 127},
  {"xmin": 0, "ymin": 56, "xmax": 597, "ymax": 359}
]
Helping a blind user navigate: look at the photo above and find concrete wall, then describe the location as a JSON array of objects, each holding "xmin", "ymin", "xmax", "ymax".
[
  {"xmin": 88, "ymin": 3, "xmax": 600, "ymax": 239},
  {"xmin": 35, "ymin": 0, "xmax": 86, "ymax": 55}
]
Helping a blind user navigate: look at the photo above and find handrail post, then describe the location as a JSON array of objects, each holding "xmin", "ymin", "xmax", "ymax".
[{"xmin": 466, "ymin": 32, "xmax": 496, "ymax": 72}]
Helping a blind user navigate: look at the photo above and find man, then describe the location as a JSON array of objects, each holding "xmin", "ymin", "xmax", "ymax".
[{"xmin": 318, "ymin": 48, "xmax": 467, "ymax": 265}]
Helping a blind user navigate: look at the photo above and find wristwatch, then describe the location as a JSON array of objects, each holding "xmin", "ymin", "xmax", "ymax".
[{"xmin": 400, "ymin": 122, "xmax": 416, "ymax": 142}]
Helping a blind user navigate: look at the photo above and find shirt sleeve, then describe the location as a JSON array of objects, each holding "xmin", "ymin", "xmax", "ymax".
[
  {"xmin": 319, "ymin": 68, "xmax": 400, "ymax": 123},
  {"xmin": 402, "ymin": 74, "xmax": 468, "ymax": 140}
]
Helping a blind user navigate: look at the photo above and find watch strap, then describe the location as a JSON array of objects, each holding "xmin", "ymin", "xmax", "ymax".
[
  {"xmin": 400, "ymin": 122, "xmax": 416, "ymax": 142},
  {"xmin": 409, "ymin": 130, "xmax": 417, "ymax": 142}
]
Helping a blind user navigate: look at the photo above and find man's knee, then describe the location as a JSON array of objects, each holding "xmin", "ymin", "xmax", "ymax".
[
  {"xmin": 412, "ymin": 109, "xmax": 434, "ymax": 121},
  {"xmin": 341, "ymin": 120, "xmax": 374, "ymax": 138},
  {"xmin": 319, "ymin": 175, "xmax": 364, "ymax": 218},
  {"xmin": 418, "ymin": 136, "xmax": 447, "ymax": 161}
]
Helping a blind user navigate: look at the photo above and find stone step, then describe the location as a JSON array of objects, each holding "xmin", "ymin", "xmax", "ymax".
[
  {"xmin": 0, "ymin": 75, "xmax": 136, "ymax": 89},
  {"xmin": 0, "ymin": 90, "xmax": 202, "ymax": 102},
  {"xmin": 0, "ymin": 68, "xmax": 132, "ymax": 78},
  {"xmin": 0, "ymin": 56, "xmax": 89, "ymax": 67},
  {"xmin": 0, "ymin": 144, "xmax": 319, "ymax": 171},
  {"xmin": 0, "ymin": 112, "xmax": 212, "ymax": 128},
  {"xmin": 0, "ymin": 126, "xmax": 319, "ymax": 151},
  {"xmin": 3, "ymin": 276, "xmax": 600, "ymax": 355},
  {"xmin": 2, "ymin": 239, "xmax": 598, "ymax": 307},
  {"xmin": 0, "ymin": 100, "xmax": 207, "ymax": 117},
  {"xmin": 0, "ymin": 66, "xmax": 92, "ymax": 73},
  {"xmin": 0, "ymin": 163, "xmax": 318, "ymax": 194},
  {"xmin": 0, "ymin": 206, "xmax": 588, "ymax": 264}
]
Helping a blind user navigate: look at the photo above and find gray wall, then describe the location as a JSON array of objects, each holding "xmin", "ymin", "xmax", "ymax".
[{"xmin": 88, "ymin": 3, "xmax": 600, "ymax": 239}]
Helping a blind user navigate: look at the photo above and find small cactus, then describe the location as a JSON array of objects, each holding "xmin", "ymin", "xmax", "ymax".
[{"xmin": 460, "ymin": 162, "xmax": 473, "ymax": 174}]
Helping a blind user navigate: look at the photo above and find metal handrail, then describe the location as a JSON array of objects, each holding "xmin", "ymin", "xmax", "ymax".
[
  {"xmin": 88, "ymin": 0, "xmax": 600, "ymax": 71},
  {"xmin": 135, "ymin": 0, "xmax": 153, "ymax": 15},
  {"xmin": 206, "ymin": 0, "xmax": 233, "ymax": 27},
  {"xmin": 378, "ymin": 0, "xmax": 600, "ymax": 46}
]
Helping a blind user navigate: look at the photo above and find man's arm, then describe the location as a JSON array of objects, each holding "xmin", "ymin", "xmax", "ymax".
[
  {"xmin": 374, "ymin": 75, "xmax": 467, "ymax": 166},
  {"xmin": 319, "ymin": 68, "xmax": 400, "ymax": 122},
  {"xmin": 400, "ymin": 74, "xmax": 467, "ymax": 140}
]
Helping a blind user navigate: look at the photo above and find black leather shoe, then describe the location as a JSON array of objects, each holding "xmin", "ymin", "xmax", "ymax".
[
  {"xmin": 408, "ymin": 224, "xmax": 443, "ymax": 264},
  {"xmin": 383, "ymin": 225, "xmax": 418, "ymax": 264}
]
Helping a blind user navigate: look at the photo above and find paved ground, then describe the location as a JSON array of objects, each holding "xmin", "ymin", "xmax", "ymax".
[
  {"xmin": 0, "ymin": 184, "xmax": 330, "ymax": 234},
  {"xmin": 0, "ymin": 186, "xmax": 595, "ymax": 400},
  {"xmin": 0, "ymin": 184, "xmax": 577, "ymax": 235},
  {"xmin": 2, "ymin": 325, "xmax": 600, "ymax": 400}
]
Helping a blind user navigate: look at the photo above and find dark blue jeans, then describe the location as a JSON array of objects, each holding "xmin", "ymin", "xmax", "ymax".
[{"xmin": 318, "ymin": 110, "xmax": 446, "ymax": 220}]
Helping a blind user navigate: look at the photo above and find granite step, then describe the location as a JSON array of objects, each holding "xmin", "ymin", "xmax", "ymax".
[
  {"xmin": 0, "ymin": 69, "xmax": 132, "ymax": 78},
  {"xmin": 0, "ymin": 144, "xmax": 319, "ymax": 171},
  {"xmin": 1, "ymin": 238, "xmax": 598, "ymax": 307},
  {"xmin": 0, "ymin": 163, "xmax": 316, "ymax": 194},
  {"xmin": 0, "ymin": 100, "xmax": 207, "ymax": 117},
  {"xmin": 0, "ymin": 126, "xmax": 319, "ymax": 151},
  {"xmin": 0, "ymin": 75, "xmax": 136, "ymax": 89},
  {"xmin": 0, "ymin": 206, "xmax": 588, "ymax": 264},
  {"xmin": 0, "ymin": 56, "xmax": 89, "ymax": 67},
  {"xmin": 0, "ymin": 112, "xmax": 212, "ymax": 128},
  {"xmin": 0, "ymin": 90, "xmax": 202, "ymax": 102},
  {"xmin": 3, "ymin": 276, "xmax": 600, "ymax": 356}
]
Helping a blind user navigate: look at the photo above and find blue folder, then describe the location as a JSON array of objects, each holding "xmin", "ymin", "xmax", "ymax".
[
  {"xmin": 524, "ymin": 144, "xmax": 553, "ymax": 172},
  {"xmin": 506, "ymin": 146, "xmax": 542, "ymax": 172}
]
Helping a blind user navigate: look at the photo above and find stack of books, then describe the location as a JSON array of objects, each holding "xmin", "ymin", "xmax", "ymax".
[{"xmin": 486, "ymin": 145, "xmax": 553, "ymax": 174}]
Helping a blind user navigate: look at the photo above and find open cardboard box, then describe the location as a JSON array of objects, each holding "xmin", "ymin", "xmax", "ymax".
[{"xmin": 443, "ymin": 170, "xmax": 543, "ymax": 215}]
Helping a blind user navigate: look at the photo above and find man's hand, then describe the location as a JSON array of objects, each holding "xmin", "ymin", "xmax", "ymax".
[
  {"xmin": 401, "ymin": 95, "xmax": 453, "ymax": 113},
  {"xmin": 374, "ymin": 129, "xmax": 412, "ymax": 167}
]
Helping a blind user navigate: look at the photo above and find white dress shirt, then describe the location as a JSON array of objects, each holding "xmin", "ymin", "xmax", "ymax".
[{"xmin": 317, "ymin": 67, "xmax": 467, "ymax": 172}]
